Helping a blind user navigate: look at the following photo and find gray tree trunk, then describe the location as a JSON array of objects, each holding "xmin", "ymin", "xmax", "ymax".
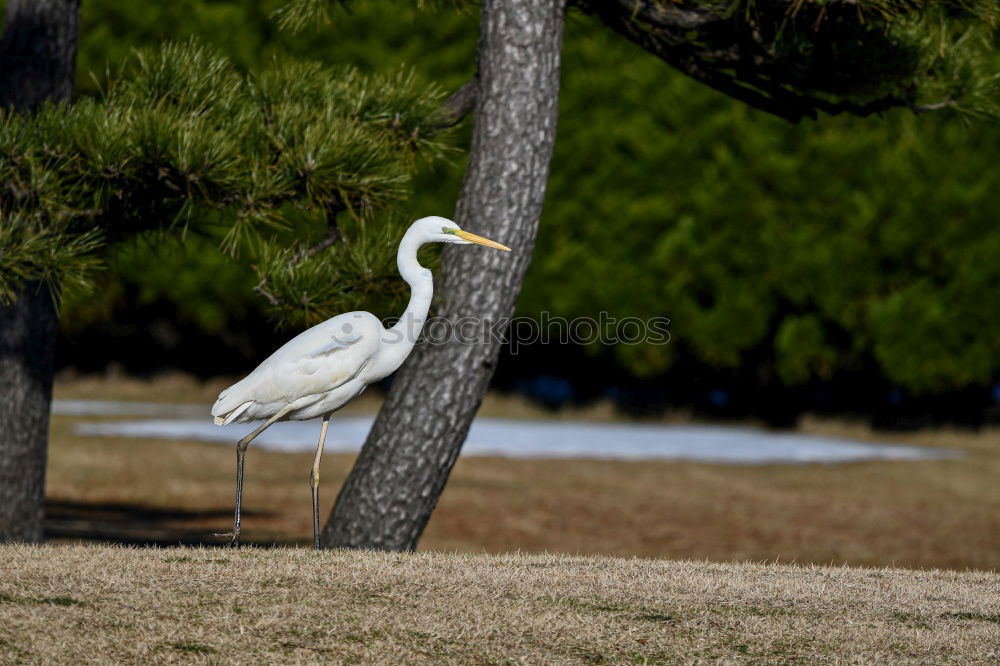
[
  {"xmin": 323, "ymin": 0, "xmax": 566, "ymax": 550},
  {"xmin": 0, "ymin": 0, "xmax": 80, "ymax": 543},
  {"xmin": 0, "ymin": 288, "xmax": 60, "ymax": 542},
  {"xmin": 0, "ymin": 0, "xmax": 80, "ymax": 110}
]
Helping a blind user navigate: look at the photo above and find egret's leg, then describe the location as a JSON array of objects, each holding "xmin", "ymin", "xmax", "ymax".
[
  {"xmin": 310, "ymin": 416, "xmax": 331, "ymax": 550},
  {"xmin": 218, "ymin": 407, "xmax": 290, "ymax": 548}
]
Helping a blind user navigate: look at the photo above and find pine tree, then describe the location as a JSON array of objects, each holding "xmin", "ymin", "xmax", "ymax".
[
  {"xmin": 0, "ymin": 35, "xmax": 457, "ymax": 540},
  {"xmin": 0, "ymin": 0, "xmax": 82, "ymax": 544}
]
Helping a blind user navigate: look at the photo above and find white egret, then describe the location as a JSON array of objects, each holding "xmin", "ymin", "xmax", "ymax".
[{"xmin": 211, "ymin": 216, "xmax": 510, "ymax": 549}]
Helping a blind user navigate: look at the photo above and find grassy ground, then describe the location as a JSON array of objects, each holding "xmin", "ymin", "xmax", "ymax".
[
  {"xmin": 1, "ymin": 545, "xmax": 999, "ymax": 664},
  {"xmin": 47, "ymin": 374, "xmax": 1000, "ymax": 571}
]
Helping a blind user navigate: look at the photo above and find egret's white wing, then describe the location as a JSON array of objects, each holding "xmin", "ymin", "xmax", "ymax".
[
  {"xmin": 274, "ymin": 329, "xmax": 378, "ymax": 402},
  {"xmin": 212, "ymin": 312, "xmax": 382, "ymax": 420}
]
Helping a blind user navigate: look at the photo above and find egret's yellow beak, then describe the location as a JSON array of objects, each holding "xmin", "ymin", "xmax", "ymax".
[{"xmin": 455, "ymin": 230, "xmax": 511, "ymax": 252}]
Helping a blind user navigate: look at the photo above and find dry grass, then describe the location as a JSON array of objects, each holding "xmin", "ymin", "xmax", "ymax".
[
  {"xmin": 1, "ymin": 545, "xmax": 999, "ymax": 664},
  {"xmin": 46, "ymin": 374, "xmax": 1000, "ymax": 571},
  {"xmin": 45, "ymin": 418, "xmax": 1000, "ymax": 571}
]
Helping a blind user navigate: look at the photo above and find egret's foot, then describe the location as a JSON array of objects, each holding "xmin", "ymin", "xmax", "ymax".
[{"xmin": 213, "ymin": 531, "xmax": 241, "ymax": 548}]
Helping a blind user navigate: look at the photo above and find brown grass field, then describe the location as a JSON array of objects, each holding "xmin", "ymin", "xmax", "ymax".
[
  {"xmin": 1, "ymin": 374, "xmax": 996, "ymax": 663},
  {"xmin": 44, "ymin": 374, "xmax": 1000, "ymax": 571},
  {"xmin": 2, "ymin": 545, "xmax": 999, "ymax": 664}
]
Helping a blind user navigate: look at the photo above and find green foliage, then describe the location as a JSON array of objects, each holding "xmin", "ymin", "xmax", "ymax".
[
  {"xmin": 771, "ymin": 0, "xmax": 1000, "ymax": 114},
  {"xmin": 61, "ymin": 232, "xmax": 257, "ymax": 335},
  {"xmin": 251, "ymin": 215, "xmax": 419, "ymax": 325},
  {"xmin": 1, "ymin": 37, "xmax": 453, "ymax": 324},
  {"xmin": 72, "ymin": 0, "xmax": 476, "ymax": 96},
  {"xmin": 271, "ymin": 0, "xmax": 338, "ymax": 32},
  {"xmin": 6, "ymin": 0, "xmax": 999, "ymax": 396},
  {"xmin": 0, "ymin": 215, "xmax": 102, "ymax": 303},
  {"xmin": 774, "ymin": 315, "xmax": 837, "ymax": 385},
  {"xmin": 520, "ymin": 14, "xmax": 1000, "ymax": 395},
  {"xmin": 272, "ymin": 0, "xmax": 462, "ymax": 33},
  {"xmin": 867, "ymin": 242, "xmax": 1000, "ymax": 391}
]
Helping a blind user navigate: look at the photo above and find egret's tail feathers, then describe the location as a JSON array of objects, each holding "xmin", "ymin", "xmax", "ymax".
[{"xmin": 214, "ymin": 400, "xmax": 253, "ymax": 426}]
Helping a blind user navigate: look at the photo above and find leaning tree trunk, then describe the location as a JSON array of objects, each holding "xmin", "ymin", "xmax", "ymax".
[
  {"xmin": 0, "ymin": 0, "xmax": 81, "ymax": 543},
  {"xmin": 323, "ymin": 0, "xmax": 566, "ymax": 550}
]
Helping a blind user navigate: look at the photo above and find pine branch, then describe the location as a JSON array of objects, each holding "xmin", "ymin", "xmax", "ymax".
[
  {"xmin": 0, "ymin": 214, "xmax": 103, "ymax": 303},
  {"xmin": 576, "ymin": 0, "xmax": 998, "ymax": 122},
  {"xmin": 294, "ymin": 223, "xmax": 344, "ymax": 262},
  {"xmin": 253, "ymin": 270, "xmax": 284, "ymax": 309},
  {"xmin": 440, "ymin": 77, "xmax": 479, "ymax": 127},
  {"xmin": 0, "ymin": 41, "xmax": 459, "ymax": 311},
  {"xmin": 255, "ymin": 211, "xmax": 346, "ymax": 310}
]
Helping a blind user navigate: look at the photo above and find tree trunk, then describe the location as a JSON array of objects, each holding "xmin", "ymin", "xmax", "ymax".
[
  {"xmin": 0, "ymin": 0, "xmax": 80, "ymax": 110},
  {"xmin": 0, "ymin": 0, "xmax": 80, "ymax": 543},
  {"xmin": 323, "ymin": 0, "xmax": 566, "ymax": 551},
  {"xmin": 0, "ymin": 287, "xmax": 59, "ymax": 542}
]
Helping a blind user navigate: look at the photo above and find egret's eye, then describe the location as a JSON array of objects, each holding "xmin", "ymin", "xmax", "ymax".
[{"xmin": 441, "ymin": 227, "xmax": 457, "ymax": 235}]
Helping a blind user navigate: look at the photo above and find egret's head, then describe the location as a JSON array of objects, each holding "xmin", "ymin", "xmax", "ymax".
[{"xmin": 413, "ymin": 216, "xmax": 511, "ymax": 251}]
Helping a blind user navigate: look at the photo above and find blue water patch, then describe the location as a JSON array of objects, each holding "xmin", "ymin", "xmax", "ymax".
[{"xmin": 59, "ymin": 400, "xmax": 961, "ymax": 465}]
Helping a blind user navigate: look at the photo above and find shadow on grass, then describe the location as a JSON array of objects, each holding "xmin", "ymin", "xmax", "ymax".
[{"xmin": 43, "ymin": 499, "xmax": 293, "ymax": 548}]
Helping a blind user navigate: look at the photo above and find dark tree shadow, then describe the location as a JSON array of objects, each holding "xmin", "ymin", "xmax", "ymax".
[{"xmin": 43, "ymin": 499, "xmax": 293, "ymax": 548}]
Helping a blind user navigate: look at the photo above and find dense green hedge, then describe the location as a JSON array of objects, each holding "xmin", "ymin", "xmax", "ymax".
[{"xmin": 47, "ymin": 0, "xmax": 1000, "ymax": 395}]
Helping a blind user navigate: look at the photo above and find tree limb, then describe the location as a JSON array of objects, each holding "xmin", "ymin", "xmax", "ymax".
[
  {"xmin": 253, "ymin": 275, "xmax": 283, "ymax": 308},
  {"xmin": 439, "ymin": 77, "xmax": 479, "ymax": 128},
  {"xmin": 293, "ymin": 222, "xmax": 342, "ymax": 262},
  {"xmin": 575, "ymin": 0, "xmax": 953, "ymax": 123}
]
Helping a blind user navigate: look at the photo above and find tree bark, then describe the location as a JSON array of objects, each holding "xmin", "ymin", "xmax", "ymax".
[
  {"xmin": 0, "ymin": 0, "xmax": 80, "ymax": 110},
  {"xmin": 0, "ymin": 0, "xmax": 80, "ymax": 543},
  {"xmin": 0, "ymin": 287, "xmax": 59, "ymax": 542},
  {"xmin": 323, "ymin": 0, "xmax": 566, "ymax": 550}
]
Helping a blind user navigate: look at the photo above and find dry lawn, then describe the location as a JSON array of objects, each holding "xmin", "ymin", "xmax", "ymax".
[
  {"xmin": 47, "ymin": 374, "xmax": 1000, "ymax": 571},
  {"xmin": 1, "ymin": 545, "xmax": 999, "ymax": 664}
]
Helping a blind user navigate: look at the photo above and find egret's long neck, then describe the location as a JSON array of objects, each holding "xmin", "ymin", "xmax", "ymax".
[{"xmin": 388, "ymin": 230, "xmax": 433, "ymax": 350}]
